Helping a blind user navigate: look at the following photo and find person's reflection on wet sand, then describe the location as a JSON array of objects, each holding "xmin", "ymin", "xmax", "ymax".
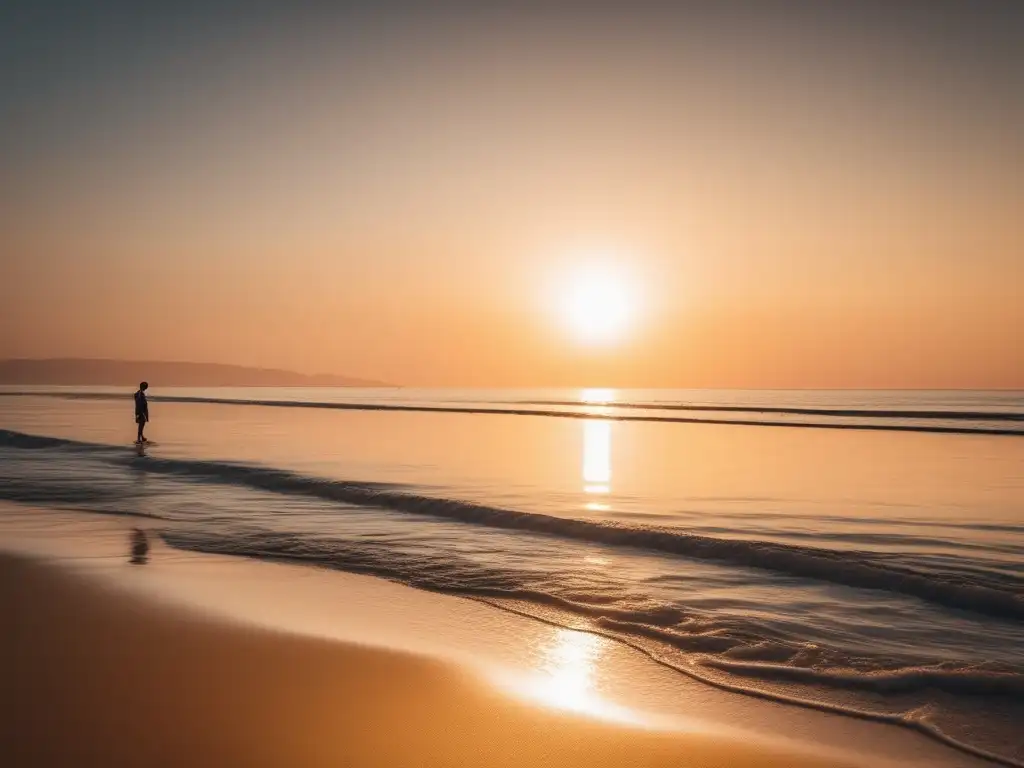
[{"xmin": 130, "ymin": 528, "xmax": 149, "ymax": 565}]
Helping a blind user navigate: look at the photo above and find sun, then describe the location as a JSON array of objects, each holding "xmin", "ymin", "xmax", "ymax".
[{"xmin": 562, "ymin": 268, "xmax": 634, "ymax": 344}]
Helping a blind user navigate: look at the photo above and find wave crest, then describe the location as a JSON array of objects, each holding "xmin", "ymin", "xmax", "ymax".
[{"xmin": 3, "ymin": 429, "xmax": 1019, "ymax": 621}]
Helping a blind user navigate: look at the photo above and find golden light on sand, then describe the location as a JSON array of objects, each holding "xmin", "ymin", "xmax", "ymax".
[
  {"xmin": 535, "ymin": 629, "xmax": 601, "ymax": 713},
  {"xmin": 506, "ymin": 628, "xmax": 634, "ymax": 723}
]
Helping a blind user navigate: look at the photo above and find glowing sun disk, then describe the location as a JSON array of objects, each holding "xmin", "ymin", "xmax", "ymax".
[{"xmin": 563, "ymin": 270, "xmax": 633, "ymax": 344}]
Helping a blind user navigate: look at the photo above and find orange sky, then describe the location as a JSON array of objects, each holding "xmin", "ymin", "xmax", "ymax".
[{"xmin": 2, "ymin": 5, "xmax": 1021, "ymax": 387}]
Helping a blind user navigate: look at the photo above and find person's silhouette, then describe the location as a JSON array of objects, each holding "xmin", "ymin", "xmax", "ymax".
[{"xmin": 134, "ymin": 381, "xmax": 150, "ymax": 444}]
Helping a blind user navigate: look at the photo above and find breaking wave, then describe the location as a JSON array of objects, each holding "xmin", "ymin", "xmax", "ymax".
[{"xmin": 2, "ymin": 428, "xmax": 1022, "ymax": 621}]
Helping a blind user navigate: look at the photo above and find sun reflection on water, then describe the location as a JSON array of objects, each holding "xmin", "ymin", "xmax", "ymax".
[
  {"xmin": 583, "ymin": 420, "xmax": 611, "ymax": 497},
  {"xmin": 580, "ymin": 388, "xmax": 616, "ymax": 418},
  {"xmin": 580, "ymin": 388, "xmax": 616, "ymax": 405}
]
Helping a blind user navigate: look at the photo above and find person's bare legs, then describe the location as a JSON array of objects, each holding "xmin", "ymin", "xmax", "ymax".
[{"xmin": 136, "ymin": 419, "xmax": 146, "ymax": 443}]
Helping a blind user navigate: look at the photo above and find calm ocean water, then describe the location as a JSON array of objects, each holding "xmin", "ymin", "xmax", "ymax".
[{"xmin": 1, "ymin": 387, "xmax": 1022, "ymax": 765}]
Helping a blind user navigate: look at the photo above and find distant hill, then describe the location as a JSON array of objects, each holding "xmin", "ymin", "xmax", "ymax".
[{"xmin": 0, "ymin": 359, "xmax": 391, "ymax": 387}]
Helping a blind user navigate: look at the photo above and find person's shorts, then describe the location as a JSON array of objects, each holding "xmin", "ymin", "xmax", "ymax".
[{"xmin": 135, "ymin": 414, "xmax": 148, "ymax": 424}]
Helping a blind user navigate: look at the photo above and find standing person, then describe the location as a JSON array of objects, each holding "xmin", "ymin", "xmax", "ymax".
[{"xmin": 134, "ymin": 381, "xmax": 150, "ymax": 444}]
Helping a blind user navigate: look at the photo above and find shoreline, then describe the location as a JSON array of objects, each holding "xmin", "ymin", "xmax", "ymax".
[
  {"xmin": 1, "ymin": 548, "xmax": 872, "ymax": 768},
  {"xmin": 0, "ymin": 503, "xmax": 995, "ymax": 768}
]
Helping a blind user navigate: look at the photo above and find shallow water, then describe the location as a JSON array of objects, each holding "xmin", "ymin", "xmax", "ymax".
[{"xmin": 1, "ymin": 387, "xmax": 1022, "ymax": 764}]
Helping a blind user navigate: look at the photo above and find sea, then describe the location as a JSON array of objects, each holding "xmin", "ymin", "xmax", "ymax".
[{"xmin": 1, "ymin": 387, "xmax": 1022, "ymax": 765}]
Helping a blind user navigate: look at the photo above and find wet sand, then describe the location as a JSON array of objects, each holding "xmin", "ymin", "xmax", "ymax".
[{"xmin": 0, "ymin": 550, "xmax": 873, "ymax": 768}]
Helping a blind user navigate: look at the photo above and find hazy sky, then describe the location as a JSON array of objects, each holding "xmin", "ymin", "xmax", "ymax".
[{"xmin": 2, "ymin": 2, "xmax": 1022, "ymax": 387}]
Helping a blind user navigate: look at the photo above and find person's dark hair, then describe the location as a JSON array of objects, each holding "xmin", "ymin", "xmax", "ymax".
[{"xmin": 140, "ymin": 381, "xmax": 149, "ymax": 390}]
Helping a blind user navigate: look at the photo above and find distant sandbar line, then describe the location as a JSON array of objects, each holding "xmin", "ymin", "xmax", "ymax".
[
  {"xmin": 523, "ymin": 400, "xmax": 1024, "ymax": 422},
  {"xmin": 1, "ymin": 391, "xmax": 1022, "ymax": 437}
]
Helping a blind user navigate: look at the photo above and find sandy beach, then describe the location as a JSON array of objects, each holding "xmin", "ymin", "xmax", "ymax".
[
  {"xmin": 0, "ymin": 500, "xmax": 1003, "ymax": 768},
  {"xmin": 0, "ymin": 546, "xmax": 883, "ymax": 768}
]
